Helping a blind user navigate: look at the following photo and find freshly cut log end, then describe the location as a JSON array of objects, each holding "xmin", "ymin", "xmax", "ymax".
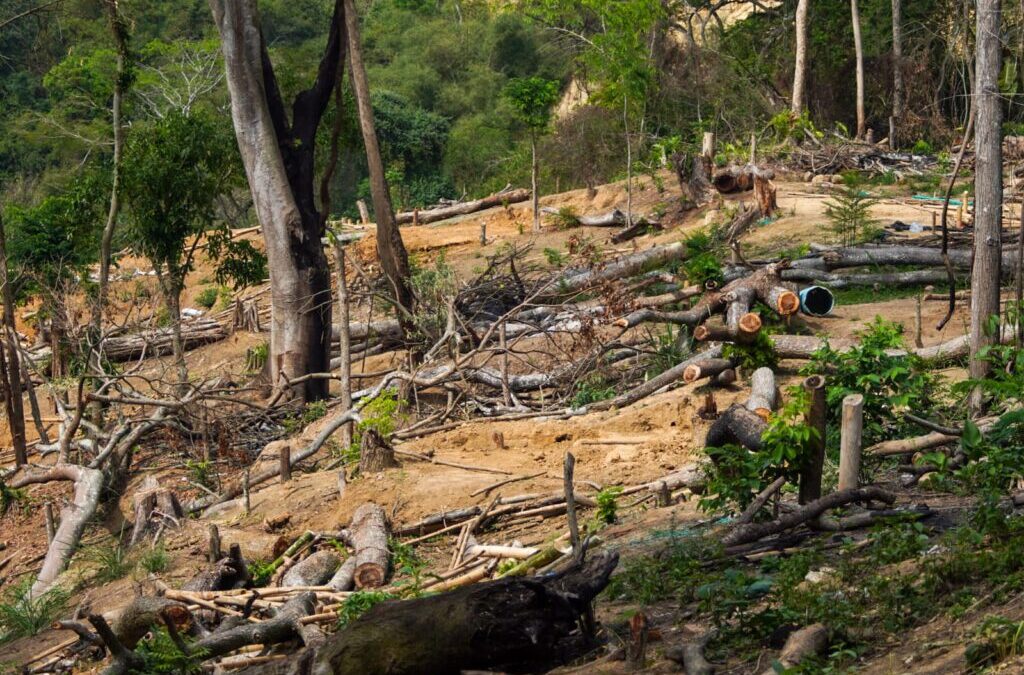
[
  {"xmin": 738, "ymin": 312, "xmax": 762, "ymax": 335},
  {"xmin": 351, "ymin": 503, "xmax": 389, "ymax": 589},
  {"xmin": 683, "ymin": 358, "xmax": 734, "ymax": 384},
  {"xmin": 773, "ymin": 289, "xmax": 801, "ymax": 315},
  {"xmin": 693, "ymin": 324, "xmax": 712, "ymax": 341}
]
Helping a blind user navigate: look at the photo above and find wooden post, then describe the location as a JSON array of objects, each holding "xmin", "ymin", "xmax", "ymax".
[
  {"xmin": 208, "ymin": 523, "xmax": 221, "ymax": 562},
  {"xmin": 279, "ymin": 445, "xmax": 291, "ymax": 483},
  {"xmin": 838, "ymin": 394, "xmax": 864, "ymax": 491},
  {"xmin": 749, "ymin": 132, "xmax": 757, "ymax": 164},
  {"xmin": 914, "ymin": 291, "xmax": 924, "ymax": 348},
  {"xmin": 564, "ymin": 452, "xmax": 580, "ymax": 561},
  {"xmin": 337, "ymin": 467, "xmax": 347, "ymax": 501},
  {"xmin": 44, "ymin": 502, "xmax": 55, "ymax": 545},
  {"xmin": 356, "ymin": 199, "xmax": 370, "ymax": 225},
  {"xmin": 480, "ymin": 221, "xmax": 487, "ymax": 246},
  {"xmin": 799, "ymin": 376, "xmax": 827, "ymax": 504},
  {"xmin": 242, "ymin": 469, "xmax": 250, "ymax": 515},
  {"xmin": 499, "ymin": 323, "xmax": 511, "ymax": 407}
]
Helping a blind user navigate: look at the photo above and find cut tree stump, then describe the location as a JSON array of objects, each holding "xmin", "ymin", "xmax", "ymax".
[
  {"xmin": 745, "ymin": 368, "xmax": 777, "ymax": 420},
  {"xmin": 351, "ymin": 503, "xmax": 389, "ymax": 588},
  {"xmin": 705, "ymin": 404, "xmax": 767, "ymax": 451},
  {"xmin": 358, "ymin": 430, "xmax": 399, "ymax": 474},
  {"xmin": 128, "ymin": 476, "xmax": 184, "ymax": 547}
]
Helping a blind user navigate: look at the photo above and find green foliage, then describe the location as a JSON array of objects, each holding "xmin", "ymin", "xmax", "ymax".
[
  {"xmin": 701, "ymin": 386, "xmax": 817, "ymax": 515},
  {"xmin": 390, "ymin": 539, "xmax": 427, "ymax": 595},
  {"xmin": 194, "ymin": 287, "xmax": 219, "ymax": 309},
  {"xmin": 721, "ymin": 330, "xmax": 777, "ymax": 371},
  {"xmin": 605, "ymin": 536, "xmax": 724, "ymax": 605},
  {"xmin": 595, "ymin": 486, "xmax": 624, "ymax": 524},
  {"xmin": 571, "ymin": 375, "xmax": 616, "ymax": 408},
  {"xmin": 184, "ymin": 459, "xmax": 216, "ymax": 491},
  {"xmin": 547, "ymin": 206, "xmax": 579, "ymax": 230},
  {"xmin": 504, "ymin": 76, "xmax": 560, "ymax": 131},
  {"xmin": 138, "ymin": 542, "xmax": 170, "ymax": 574},
  {"xmin": 204, "ymin": 235, "xmax": 268, "ymax": 290},
  {"xmin": 410, "ymin": 251, "xmax": 458, "ymax": 342},
  {"xmin": 646, "ymin": 325, "xmax": 690, "ymax": 378},
  {"xmin": 681, "ymin": 229, "xmax": 723, "ymax": 287},
  {"xmin": 248, "ymin": 559, "xmax": 276, "ymax": 588},
  {"xmin": 543, "ymin": 247, "xmax": 565, "ymax": 267},
  {"xmin": 824, "ymin": 183, "xmax": 879, "ymax": 246},
  {"xmin": 0, "ymin": 580, "xmax": 70, "ymax": 644},
  {"xmin": 122, "ymin": 109, "xmax": 240, "ymax": 298},
  {"xmin": 134, "ymin": 626, "xmax": 207, "ymax": 674},
  {"xmin": 768, "ymin": 110, "xmax": 820, "ymax": 143},
  {"xmin": 966, "ymin": 616, "xmax": 1024, "ymax": 671},
  {"xmin": 804, "ymin": 317, "xmax": 938, "ymax": 448},
  {"xmin": 912, "ymin": 139, "xmax": 934, "ymax": 155},
  {"xmin": 0, "ymin": 482, "xmax": 28, "ymax": 517},
  {"xmin": 86, "ymin": 540, "xmax": 131, "ymax": 583},
  {"xmin": 336, "ymin": 591, "xmax": 395, "ymax": 628}
]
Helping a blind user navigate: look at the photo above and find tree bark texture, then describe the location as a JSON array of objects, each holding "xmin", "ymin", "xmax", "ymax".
[
  {"xmin": 792, "ymin": 0, "xmax": 810, "ymax": 114},
  {"xmin": 351, "ymin": 502, "xmax": 389, "ymax": 588},
  {"xmin": 210, "ymin": 0, "xmax": 338, "ymax": 402},
  {"xmin": 970, "ymin": 0, "xmax": 1003, "ymax": 412},
  {"xmin": 851, "ymin": 0, "xmax": 866, "ymax": 138}
]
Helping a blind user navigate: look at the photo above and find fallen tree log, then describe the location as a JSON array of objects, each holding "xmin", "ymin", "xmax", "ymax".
[
  {"xmin": 589, "ymin": 346, "xmax": 724, "ymax": 411},
  {"xmin": 351, "ymin": 503, "xmax": 389, "ymax": 588},
  {"xmin": 610, "ymin": 218, "xmax": 663, "ymax": 243},
  {"xmin": 705, "ymin": 404, "xmax": 768, "ymax": 451},
  {"xmin": 721, "ymin": 486, "xmax": 895, "ymax": 547},
  {"xmin": 745, "ymin": 367, "xmax": 777, "ymax": 419},
  {"xmin": 789, "ymin": 244, "xmax": 1020, "ymax": 272},
  {"xmin": 247, "ymin": 551, "xmax": 620, "ymax": 675},
  {"xmin": 9, "ymin": 464, "xmax": 104, "ymax": 598},
  {"xmin": 683, "ymin": 358, "xmax": 735, "ymax": 384},
  {"xmin": 781, "ymin": 268, "xmax": 950, "ymax": 288},
  {"xmin": 550, "ymin": 241, "xmax": 689, "ymax": 298},
  {"xmin": 281, "ymin": 550, "xmax": 341, "ymax": 587},
  {"xmin": 395, "ymin": 188, "xmax": 530, "ymax": 225}
]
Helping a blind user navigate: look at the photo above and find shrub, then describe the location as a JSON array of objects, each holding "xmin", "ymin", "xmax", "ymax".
[
  {"xmin": 0, "ymin": 581, "xmax": 70, "ymax": 643},
  {"xmin": 138, "ymin": 542, "xmax": 170, "ymax": 574},
  {"xmin": 682, "ymin": 229, "xmax": 723, "ymax": 287},
  {"xmin": 194, "ymin": 287, "xmax": 218, "ymax": 309},
  {"xmin": 336, "ymin": 591, "xmax": 395, "ymax": 627},
  {"xmin": 824, "ymin": 182, "xmax": 878, "ymax": 246},
  {"xmin": 86, "ymin": 540, "xmax": 131, "ymax": 583}
]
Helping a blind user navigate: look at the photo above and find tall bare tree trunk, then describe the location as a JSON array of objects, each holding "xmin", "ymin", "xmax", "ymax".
[
  {"xmin": 93, "ymin": 0, "xmax": 128, "ymax": 358},
  {"xmin": 891, "ymin": 0, "xmax": 904, "ymax": 142},
  {"xmin": 333, "ymin": 241, "xmax": 352, "ymax": 448},
  {"xmin": 531, "ymin": 133, "xmax": 540, "ymax": 232},
  {"xmin": 210, "ymin": 0, "xmax": 341, "ymax": 402},
  {"xmin": 0, "ymin": 213, "xmax": 26, "ymax": 465},
  {"xmin": 342, "ymin": 0, "xmax": 413, "ymax": 327},
  {"xmin": 624, "ymin": 95, "xmax": 632, "ymax": 225},
  {"xmin": 792, "ymin": 0, "xmax": 810, "ymax": 114},
  {"xmin": 851, "ymin": 0, "xmax": 866, "ymax": 139},
  {"xmin": 970, "ymin": 0, "xmax": 1003, "ymax": 414}
]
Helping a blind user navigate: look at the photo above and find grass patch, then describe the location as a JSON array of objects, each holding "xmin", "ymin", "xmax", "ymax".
[{"xmin": 0, "ymin": 580, "xmax": 70, "ymax": 644}]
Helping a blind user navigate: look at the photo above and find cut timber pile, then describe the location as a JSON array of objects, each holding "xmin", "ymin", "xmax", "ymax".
[{"xmin": 394, "ymin": 188, "xmax": 530, "ymax": 225}]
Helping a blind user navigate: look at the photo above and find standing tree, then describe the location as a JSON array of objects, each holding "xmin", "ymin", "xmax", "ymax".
[
  {"xmin": 342, "ymin": 0, "xmax": 414, "ymax": 326},
  {"xmin": 970, "ymin": 0, "xmax": 1003, "ymax": 413},
  {"xmin": 505, "ymin": 77, "xmax": 559, "ymax": 232},
  {"xmin": 209, "ymin": 0, "xmax": 343, "ymax": 402},
  {"xmin": 120, "ymin": 111, "xmax": 241, "ymax": 387},
  {"xmin": 851, "ymin": 0, "xmax": 866, "ymax": 139},
  {"xmin": 792, "ymin": 0, "xmax": 810, "ymax": 115},
  {"xmin": 891, "ymin": 0, "xmax": 904, "ymax": 145}
]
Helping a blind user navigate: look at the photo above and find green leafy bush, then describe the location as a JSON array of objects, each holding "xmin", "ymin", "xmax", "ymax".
[
  {"xmin": 336, "ymin": 591, "xmax": 395, "ymax": 627},
  {"xmin": 571, "ymin": 376, "xmax": 616, "ymax": 408},
  {"xmin": 721, "ymin": 330, "xmax": 777, "ymax": 371},
  {"xmin": 135, "ymin": 626, "xmax": 207, "ymax": 673},
  {"xmin": 701, "ymin": 386, "xmax": 817, "ymax": 515},
  {"xmin": 804, "ymin": 317, "xmax": 938, "ymax": 448},
  {"xmin": 595, "ymin": 486, "xmax": 624, "ymax": 524},
  {"xmin": 823, "ymin": 182, "xmax": 879, "ymax": 246},
  {"xmin": 0, "ymin": 581, "xmax": 70, "ymax": 643},
  {"xmin": 194, "ymin": 287, "xmax": 219, "ymax": 309},
  {"xmin": 682, "ymin": 229, "xmax": 723, "ymax": 287},
  {"xmin": 138, "ymin": 542, "xmax": 170, "ymax": 574}
]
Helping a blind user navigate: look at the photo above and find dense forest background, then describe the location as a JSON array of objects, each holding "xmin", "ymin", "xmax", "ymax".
[{"xmin": 0, "ymin": 0, "xmax": 1018, "ymax": 250}]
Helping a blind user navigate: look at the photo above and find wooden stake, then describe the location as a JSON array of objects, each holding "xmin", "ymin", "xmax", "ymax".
[
  {"xmin": 838, "ymin": 394, "xmax": 865, "ymax": 491},
  {"xmin": 208, "ymin": 524, "xmax": 221, "ymax": 563},
  {"xmin": 914, "ymin": 291, "xmax": 924, "ymax": 348},
  {"xmin": 337, "ymin": 467, "xmax": 347, "ymax": 501},
  {"xmin": 44, "ymin": 502, "xmax": 55, "ymax": 545},
  {"xmin": 799, "ymin": 375, "xmax": 827, "ymax": 504},
  {"xmin": 480, "ymin": 221, "xmax": 487, "ymax": 246},
  {"xmin": 242, "ymin": 469, "xmax": 250, "ymax": 515},
  {"xmin": 279, "ymin": 445, "xmax": 292, "ymax": 483},
  {"xmin": 701, "ymin": 132, "xmax": 716, "ymax": 159},
  {"xmin": 564, "ymin": 452, "xmax": 580, "ymax": 561}
]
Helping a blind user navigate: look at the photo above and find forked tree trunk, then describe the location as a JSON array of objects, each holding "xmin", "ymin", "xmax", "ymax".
[
  {"xmin": 851, "ymin": 0, "xmax": 866, "ymax": 138},
  {"xmin": 210, "ymin": 0, "xmax": 338, "ymax": 402},
  {"xmin": 343, "ymin": 0, "xmax": 414, "ymax": 327},
  {"xmin": 970, "ymin": 0, "xmax": 1003, "ymax": 413},
  {"xmin": 792, "ymin": 0, "xmax": 810, "ymax": 114}
]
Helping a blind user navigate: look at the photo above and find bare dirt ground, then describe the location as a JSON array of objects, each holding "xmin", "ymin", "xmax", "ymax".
[{"xmin": 0, "ymin": 170, "xmax": 986, "ymax": 672}]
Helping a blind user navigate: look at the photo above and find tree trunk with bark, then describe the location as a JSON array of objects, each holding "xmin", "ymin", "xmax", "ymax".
[
  {"xmin": 531, "ymin": 134, "xmax": 540, "ymax": 232},
  {"xmin": 792, "ymin": 0, "xmax": 810, "ymax": 114},
  {"xmin": 851, "ymin": 0, "xmax": 866, "ymax": 138},
  {"xmin": 971, "ymin": 0, "xmax": 1003, "ymax": 413},
  {"xmin": 351, "ymin": 502, "xmax": 389, "ymax": 588},
  {"xmin": 343, "ymin": 0, "xmax": 414, "ymax": 327},
  {"xmin": 891, "ymin": 0, "xmax": 904, "ymax": 144},
  {"xmin": 210, "ymin": 0, "xmax": 339, "ymax": 402}
]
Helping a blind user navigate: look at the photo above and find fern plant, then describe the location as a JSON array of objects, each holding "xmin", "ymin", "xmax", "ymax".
[{"xmin": 824, "ymin": 183, "xmax": 878, "ymax": 246}]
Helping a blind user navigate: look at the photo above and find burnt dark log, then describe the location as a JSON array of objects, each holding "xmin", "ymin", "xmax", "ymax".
[
  {"xmin": 705, "ymin": 404, "xmax": 767, "ymax": 451},
  {"xmin": 233, "ymin": 551, "xmax": 620, "ymax": 675}
]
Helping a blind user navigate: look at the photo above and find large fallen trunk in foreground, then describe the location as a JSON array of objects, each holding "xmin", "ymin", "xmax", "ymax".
[
  {"xmin": 238, "ymin": 551, "xmax": 619, "ymax": 675},
  {"xmin": 395, "ymin": 188, "xmax": 530, "ymax": 225}
]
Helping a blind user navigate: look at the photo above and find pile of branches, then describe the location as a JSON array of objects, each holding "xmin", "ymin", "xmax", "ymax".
[{"xmin": 789, "ymin": 140, "xmax": 940, "ymax": 177}]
